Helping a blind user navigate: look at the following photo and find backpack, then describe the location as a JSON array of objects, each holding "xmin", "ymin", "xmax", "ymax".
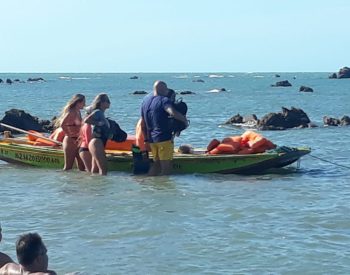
[
  {"xmin": 107, "ymin": 118, "xmax": 127, "ymax": 142},
  {"xmin": 169, "ymin": 98, "xmax": 188, "ymax": 133}
]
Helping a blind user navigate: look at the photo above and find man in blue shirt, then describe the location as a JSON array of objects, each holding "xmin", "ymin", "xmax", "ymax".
[{"xmin": 141, "ymin": 81, "xmax": 188, "ymax": 175}]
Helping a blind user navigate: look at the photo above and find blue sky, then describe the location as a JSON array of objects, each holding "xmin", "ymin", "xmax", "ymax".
[{"xmin": 1, "ymin": 0, "xmax": 349, "ymax": 72}]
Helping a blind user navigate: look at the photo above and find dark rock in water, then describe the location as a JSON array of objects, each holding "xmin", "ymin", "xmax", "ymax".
[
  {"xmin": 132, "ymin": 90, "xmax": 147, "ymax": 95},
  {"xmin": 323, "ymin": 116, "xmax": 341, "ymax": 126},
  {"xmin": 219, "ymin": 88, "xmax": 226, "ymax": 92},
  {"xmin": 27, "ymin": 77, "xmax": 45, "ymax": 82},
  {"xmin": 0, "ymin": 79, "xmax": 3, "ymax": 83},
  {"xmin": 180, "ymin": 91, "xmax": 195, "ymax": 95},
  {"xmin": 0, "ymin": 109, "xmax": 49, "ymax": 133},
  {"xmin": 275, "ymin": 74, "xmax": 280, "ymax": 77},
  {"xmin": 258, "ymin": 107, "xmax": 310, "ymax": 130},
  {"xmin": 225, "ymin": 114, "xmax": 243, "ymax": 124},
  {"xmin": 242, "ymin": 114, "xmax": 259, "ymax": 125},
  {"xmin": 324, "ymin": 115, "xmax": 350, "ymax": 126},
  {"xmin": 338, "ymin": 66, "xmax": 350, "ymax": 79},
  {"xmin": 6, "ymin": 78, "xmax": 12, "ymax": 84},
  {"xmin": 299, "ymin": 86, "xmax": 314, "ymax": 92},
  {"xmin": 340, "ymin": 115, "xmax": 350, "ymax": 126},
  {"xmin": 192, "ymin": 79, "xmax": 205, "ymax": 83},
  {"xmin": 40, "ymin": 119, "xmax": 54, "ymax": 132},
  {"xmin": 130, "ymin": 76, "xmax": 138, "ymax": 79},
  {"xmin": 13, "ymin": 79, "xmax": 21, "ymax": 82},
  {"xmin": 271, "ymin": 80, "xmax": 292, "ymax": 87},
  {"xmin": 328, "ymin": 73, "xmax": 337, "ymax": 79}
]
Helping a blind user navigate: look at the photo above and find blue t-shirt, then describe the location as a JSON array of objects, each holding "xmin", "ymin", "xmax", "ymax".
[{"xmin": 141, "ymin": 95, "xmax": 173, "ymax": 143}]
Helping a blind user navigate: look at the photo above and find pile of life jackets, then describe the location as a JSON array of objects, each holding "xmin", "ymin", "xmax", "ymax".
[
  {"xmin": 28, "ymin": 127, "xmax": 135, "ymax": 151},
  {"xmin": 207, "ymin": 130, "xmax": 276, "ymax": 155}
]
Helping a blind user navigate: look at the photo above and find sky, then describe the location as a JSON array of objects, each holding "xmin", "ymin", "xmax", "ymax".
[{"xmin": 0, "ymin": 0, "xmax": 349, "ymax": 73}]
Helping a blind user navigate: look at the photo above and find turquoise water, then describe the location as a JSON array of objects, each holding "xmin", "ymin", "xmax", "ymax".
[{"xmin": 1, "ymin": 73, "xmax": 350, "ymax": 274}]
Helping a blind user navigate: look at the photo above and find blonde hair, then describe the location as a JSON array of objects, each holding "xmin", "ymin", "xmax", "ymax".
[
  {"xmin": 89, "ymin": 93, "xmax": 110, "ymax": 111},
  {"xmin": 55, "ymin": 94, "xmax": 85, "ymax": 128}
]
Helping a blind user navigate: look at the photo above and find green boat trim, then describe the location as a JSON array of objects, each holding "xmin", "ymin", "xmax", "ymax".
[{"xmin": 0, "ymin": 140, "xmax": 311, "ymax": 174}]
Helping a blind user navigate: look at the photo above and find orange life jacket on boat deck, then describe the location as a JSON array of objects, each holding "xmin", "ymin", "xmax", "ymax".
[
  {"xmin": 105, "ymin": 135, "xmax": 136, "ymax": 151},
  {"xmin": 27, "ymin": 130, "xmax": 44, "ymax": 142},
  {"xmin": 33, "ymin": 138, "xmax": 58, "ymax": 146},
  {"xmin": 206, "ymin": 139, "xmax": 220, "ymax": 152},
  {"xmin": 49, "ymin": 127, "xmax": 65, "ymax": 142}
]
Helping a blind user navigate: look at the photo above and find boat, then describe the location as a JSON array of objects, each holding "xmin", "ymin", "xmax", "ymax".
[{"xmin": 0, "ymin": 136, "xmax": 311, "ymax": 174}]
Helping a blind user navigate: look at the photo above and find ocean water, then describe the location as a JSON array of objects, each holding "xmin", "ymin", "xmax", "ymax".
[{"xmin": 0, "ymin": 73, "xmax": 350, "ymax": 274}]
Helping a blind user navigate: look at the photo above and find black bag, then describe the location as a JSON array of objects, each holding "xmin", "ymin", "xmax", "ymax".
[
  {"xmin": 107, "ymin": 118, "xmax": 127, "ymax": 142},
  {"xmin": 131, "ymin": 145, "xmax": 151, "ymax": 174},
  {"xmin": 169, "ymin": 98, "xmax": 188, "ymax": 133}
]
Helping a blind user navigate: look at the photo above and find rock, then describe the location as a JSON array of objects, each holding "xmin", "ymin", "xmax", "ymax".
[
  {"xmin": 180, "ymin": 91, "xmax": 195, "ymax": 95},
  {"xmin": 225, "ymin": 114, "xmax": 243, "ymax": 124},
  {"xmin": 299, "ymin": 86, "xmax": 314, "ymax": 92},
  {"xmin": 275, "ymin": 74, "xmax": 280, "ymax": 77},
  {"xmin": 323, "ymin": 116, "xmax": 340, "ymax": 126},
  {"xmin": 27, "ymin": 77, "xmax": 45, "ymax": 82},
  {"xmin": 0, "ymin": 109, "xmax": 49, "ymax": 133},
  {"xmin": 328, "ymin": 73, "xmax": 337, "ymax": 79},
  {"xmin": 242, "ymin": 114, "xmax": 259, "ymax": 124},
  {"xmin": 340, "ymin": 115, "xmax": 350, "ymax": 126},
  {"xmin": 323, "ymin": 115, "xmax": 350, "ymax": 126},
  {"xmin": 13, "ymin": 79, "xmax": 21, "ymax": 82},
  {"xmin": 130, "ymin": 76, "xmax": 138, "ymax": 80},
  {"xmin": 132, "ymin": 90, "xmax": 147, "ymax": 95},
  {"xmin": 271, "ymin": 80, "xmax": 292, "ymax": 87},
  {"xmin": 6, "ymin": 79, "xmax": 12, "ymax": 84},
  {"xmin": 258, "ymin": 107, "xmax": 310, "ymax": 130},
  {"xmin": 338, "ymin": 67, "xmax": 350, "ymax": 79},
  {"xmin": 192, "ymin": 79, "xmax": 205, "ymax": 83},
  {"xmin": 0, "ymin": 79, "xmax": 3, "ymax": 83}
]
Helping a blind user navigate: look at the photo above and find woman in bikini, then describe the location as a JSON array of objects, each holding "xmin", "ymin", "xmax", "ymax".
[
  {"xmin": 55, "ymin": 94, "xmax": 86, "ymax": 171},
  {"xmin": 84, "ymin": 93, "xmax": 111, "ymax": 175}
]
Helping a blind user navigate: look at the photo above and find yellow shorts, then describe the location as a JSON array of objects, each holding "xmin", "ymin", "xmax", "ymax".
[{"xmin": 150, "ymin": 140, "xmax": 174, "ymax": 161}]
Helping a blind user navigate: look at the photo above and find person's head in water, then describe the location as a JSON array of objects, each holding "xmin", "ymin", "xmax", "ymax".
[
  {"xmin": 153, "ymin": 81, "xmax": 168, "ymax": 96},
  {"xmin": 16, "ymin": 233, "xmax": 49, "ymax": 271},
  {"xmin": 167, "ymin": 89, "xmax": 176, "ymax": 102}
]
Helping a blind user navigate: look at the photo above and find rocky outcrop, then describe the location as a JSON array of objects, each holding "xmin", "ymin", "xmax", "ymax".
[
  {"xmin": 258, "ymin": 107, "xmax": 311, "ymax": 130},
  {"xmin": 130, "ymin": 76, "xmax": 138, "ymax": 79},
  {"xmin": 338, "ymin": 67, "xmax": 350, "ymax": 79},
  {"xmin": 323, "ymin": 115, "xmax": 350, "ymax": 126},
  {"xmin": 225, "ymin": 114, "xmax": 243, "ymax": 124},
  {"xmin": 299, "ymin": 86, "xmax": 314, "ymax": 92},
  {"xmin": 6, "ymin": 78, "xmax": 12, "ymax": 84},
  {"xmin": 192, "ymin": 79, "xmax": 205, "ymax": 83},
  {"xmin": 27, "ymin": 77, "xmax": 45, "ymax": 82},
  {"xmin": 132, "ymin": 90, "xmax": 147, "ymax": 95},
  {"xmin": 275, "ymin": 74, "xmax": 281, "ymax": 77},
  {"xmin": 180, "ymin": 91, "xmax": 196, "ymax": 95},
  {"xmin": 0, "ymin": 79, "xmax": 3, "ymax": 83},
  {"xmin": 0, "ymin": 109, "xmax": 52, "ymax": 133},
  {"xmin": 271, "ymin": 80, "xmax": 292, "ymax": 87},
  {"xmin": 329, "ymin": 67, "xmax": 350, "ymax": 79},
  {"xmin": 225, "ymin": 107, "xmax": 312, "ymax": 130}
]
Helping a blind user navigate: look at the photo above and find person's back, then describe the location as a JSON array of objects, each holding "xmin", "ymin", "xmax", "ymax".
[{"xmin": 141, "ymin": 95, "xmax": 173, "ymax": 143}]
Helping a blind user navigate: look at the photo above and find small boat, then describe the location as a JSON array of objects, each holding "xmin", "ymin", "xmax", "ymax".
[{"xmin": 0, "ymin": 137, "xmax": 310, "ymax": 174}]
